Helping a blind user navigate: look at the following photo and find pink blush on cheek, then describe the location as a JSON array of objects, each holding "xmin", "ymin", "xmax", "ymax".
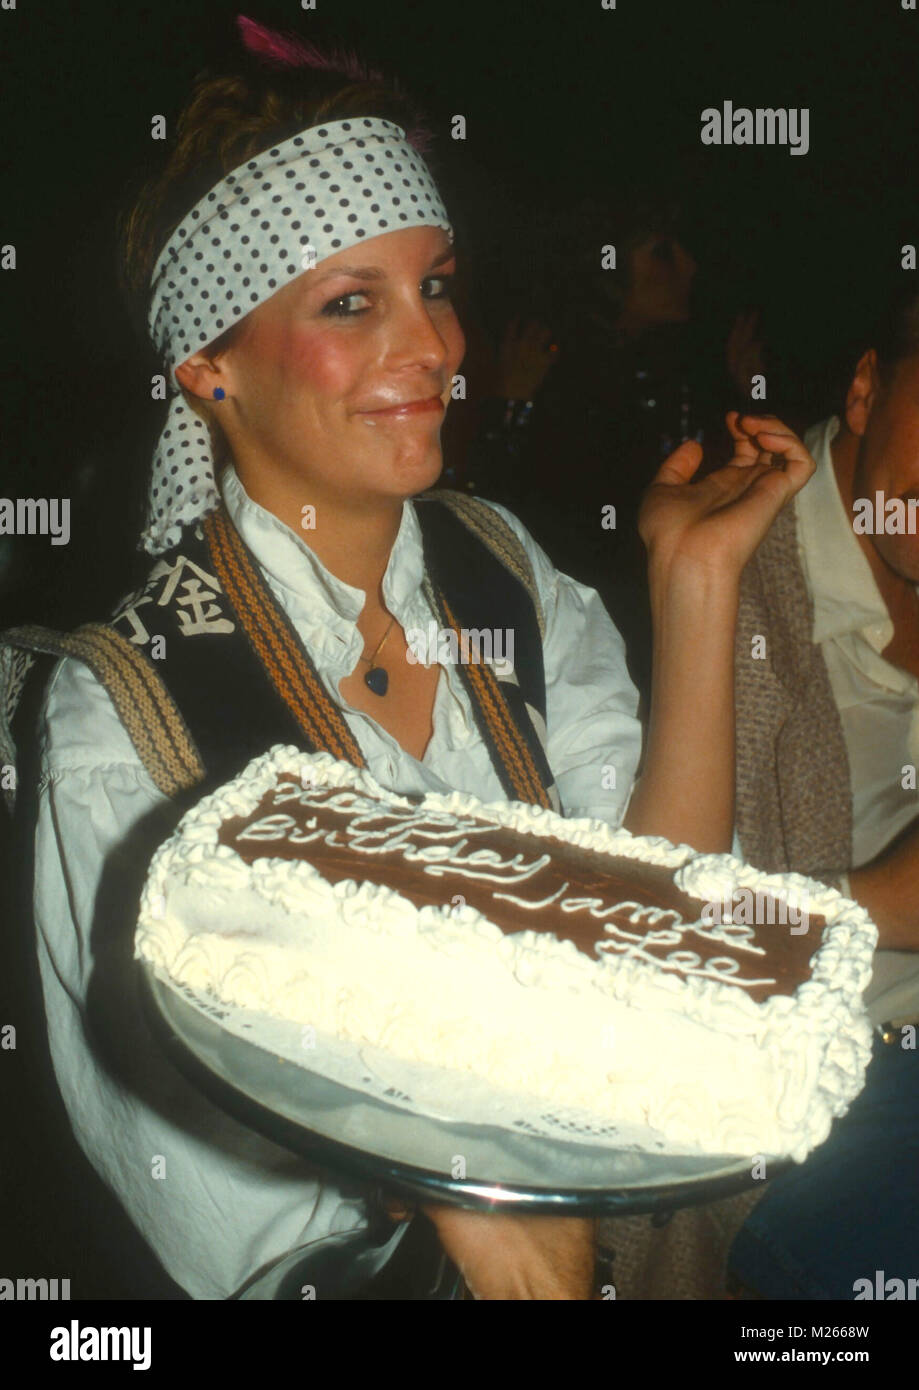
[
  {"xmin": 280, "ymin": 325, "xmax": 360, "ymax": 399},
  {"xmin": 240, "ymin": 312, "xmax": 356, "ymax": 400}
]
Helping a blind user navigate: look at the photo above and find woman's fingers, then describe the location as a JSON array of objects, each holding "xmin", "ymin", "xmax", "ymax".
[
  {"xmin": 640, "ymin": 412, "xmax": 817, "ymax": 582},
  {"xmin": 725, "ymin": 410, "xmax": 769, "ymax": 465},
  {"xmin": 726, "ymin": 413, "xmax": 816, "ymax": 484},
  {"xmin": 744, "ymin": 422, "xmax": 816, "ymax": 493},
  {"xmin": 699, "ymin": 459, "xmax": 774, "ymax": 508},
  {"xmin": 704, "ymin": 433, "xmax": 815, "ymax": 548},
  {"xmin": 647, "ymin": 415, "xmax": 815, "ymax": 526},
  {"xmin": 652, "ymin": 438, "xmax": 705, "ymax": 487}
]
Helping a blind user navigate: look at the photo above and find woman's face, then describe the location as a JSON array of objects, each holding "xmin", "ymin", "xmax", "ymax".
[{"xmin": 192, "ymin": 225, "xmax": 464, "ymax": 518}]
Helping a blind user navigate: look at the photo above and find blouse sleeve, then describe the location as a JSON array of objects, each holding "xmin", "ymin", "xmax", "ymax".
[
  {"xmin": 32, "ymin": 655, "xmax": 372, "ymax": 1298},
  {"xmin": 475, "ymin": 498, "xmax": 643, "ymax": 826}
]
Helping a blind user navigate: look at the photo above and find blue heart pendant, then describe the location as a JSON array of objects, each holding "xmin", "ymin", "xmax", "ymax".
[{"xmin": 364, "ymin": 666, "xmax": 389, "ymax": 697}]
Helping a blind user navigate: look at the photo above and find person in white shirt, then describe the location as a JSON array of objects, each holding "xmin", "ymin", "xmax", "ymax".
[
  {"xmin": 12, "ymin": 29, "xmax": 818, "ymax": 1300},
  {"xmin": 729, "ymin": 286, "xmax": 919, "ymax": 1299}
]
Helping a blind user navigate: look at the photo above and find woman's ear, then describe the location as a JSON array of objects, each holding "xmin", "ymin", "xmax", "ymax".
[{"xmin": 174, "ymin": 353, "xmax": 226, "ymax": 401}]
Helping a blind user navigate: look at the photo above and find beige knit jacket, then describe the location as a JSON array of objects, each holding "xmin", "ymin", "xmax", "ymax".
[{"xmin": 734, "ymin": 497, "xmax": 853, "ymax": 884}]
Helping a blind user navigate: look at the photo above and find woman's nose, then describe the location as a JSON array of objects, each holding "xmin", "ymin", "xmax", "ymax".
[{"xmin": 388, "ymin": 292, "xmax": 452, "ymax": 370}]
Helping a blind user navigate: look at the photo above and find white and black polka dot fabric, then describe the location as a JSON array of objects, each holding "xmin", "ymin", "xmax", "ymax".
[{"xmin": 142, "ymin": 117, "xmax": 453, "ymax": 554}]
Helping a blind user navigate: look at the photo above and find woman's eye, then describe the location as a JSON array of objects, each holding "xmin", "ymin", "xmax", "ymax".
[
  {"xmin": 321, "ymin": 274, "xmax": 455, "ymax": 317},
  {"xmin": 423, "ymin": 274, "xmax": 456, "ymax": 299},
  {"xmin": 322, "ymin": 292, "xmax": 372, "ymax": 317}
]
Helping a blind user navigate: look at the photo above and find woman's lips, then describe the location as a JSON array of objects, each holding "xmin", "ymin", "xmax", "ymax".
[{"xmin": 356, "ymin": 395, "xmax": 444, "ymax": 419}]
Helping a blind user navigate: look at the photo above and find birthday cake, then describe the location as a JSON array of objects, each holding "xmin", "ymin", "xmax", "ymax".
[{"xmin": 136, "ymin": 746, "xmax": 877, "ymax": 1160}]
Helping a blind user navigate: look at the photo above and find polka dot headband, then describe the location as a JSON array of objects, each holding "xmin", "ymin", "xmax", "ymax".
[{"xmin": 142, "ymin": 115, "xmax": 453, "ymax": 554}]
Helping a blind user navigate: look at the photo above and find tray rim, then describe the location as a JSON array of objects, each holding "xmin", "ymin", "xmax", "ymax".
[{"xmin": 138, "ymin": 960, "xmax": 786, "ymax": 1215}]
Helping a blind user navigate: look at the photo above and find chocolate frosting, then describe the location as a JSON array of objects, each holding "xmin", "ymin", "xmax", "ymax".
[{"xmin": 218, "ymin": 780, "xmax": 821, "ymax": 1001}]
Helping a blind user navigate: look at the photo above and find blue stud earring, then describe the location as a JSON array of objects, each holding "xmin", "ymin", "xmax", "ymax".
[{"xmin": 213, "ymin": 387, "xmax": 226, "ymax": 401}]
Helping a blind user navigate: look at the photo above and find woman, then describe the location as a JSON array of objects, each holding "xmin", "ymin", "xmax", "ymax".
[{"xmin": 6, "ymin": 17, "xmax": 815, "ymax": 1299}]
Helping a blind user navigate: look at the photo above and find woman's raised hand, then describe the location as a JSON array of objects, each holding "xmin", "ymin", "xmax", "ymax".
[{"xmin": 638, "ymin": 412, "xmax": 816, "ymax": 589}]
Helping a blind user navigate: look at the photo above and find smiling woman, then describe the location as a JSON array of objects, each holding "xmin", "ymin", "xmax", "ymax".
[
  {"xmin": 117, "ymin": 22, "xmax": 450, "ymax": 499},
  {"xmin": 1, "ymin": 12, "xmax": 821, "ymax": 1303},
  {"xmin": 175, "ymin": 226, "xmax": 463, "ymax": 536}
]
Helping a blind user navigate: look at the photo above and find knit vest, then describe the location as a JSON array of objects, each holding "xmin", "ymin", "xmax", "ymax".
[
  {"xmin": 734, "ymin": 500, "xmax": 853, "ymax": 884},
  {"xmin": 1, "ymin": 492, "xmax": 560, "ymax": 817}
]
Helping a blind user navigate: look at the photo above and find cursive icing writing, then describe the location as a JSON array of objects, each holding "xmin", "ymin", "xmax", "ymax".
[
  {"xmin": 235, "ymin": 800, "xmax": 552, "ymax": 887},
  {"xmin": 232, "ymin": 786, "xmax": 776, "ymax": 989}
]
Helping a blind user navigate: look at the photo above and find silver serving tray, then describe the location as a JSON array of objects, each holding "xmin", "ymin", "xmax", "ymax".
[{"xmin": 140, "ymin": 961, "xmax": 781, "ymax": 1214}]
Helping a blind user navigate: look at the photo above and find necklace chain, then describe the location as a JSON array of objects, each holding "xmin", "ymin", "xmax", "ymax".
[{"xmin": 359, "ymin": 615, "xmax": 396, "ymax": 668}]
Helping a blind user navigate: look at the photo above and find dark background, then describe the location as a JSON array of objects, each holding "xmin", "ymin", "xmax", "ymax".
[{"xmin": 2, "ymin": 0, "xmax": 919, "ymax": 1298}]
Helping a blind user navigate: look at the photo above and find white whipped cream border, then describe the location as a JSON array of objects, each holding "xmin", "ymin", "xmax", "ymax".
[{"xmin": 136, "ymin": 744, "xmax": 879, "ymax": 1159}]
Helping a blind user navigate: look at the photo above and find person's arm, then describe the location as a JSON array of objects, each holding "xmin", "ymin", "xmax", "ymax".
[
  {"xmin": 624, "ymin": 412, "xmax": 817, "ymax": 852},
  {"xmin": 420, "ymin": 1206, "xmax": 597, "ymax": 1300},
  {"xmin": 623, "ymin": 557, "xmax": 740, "ymax": 851},
  {"xmin": 848, "ymin": 817, "xmax": 919, "ymax": 951},
  {"xmin": 416, "ymin": 419, "xmax": 818, "ymax": 1299},
  {"xmin": 34, "ymin": 658, "xmax": 372, "ymax": 1298},
  {"xmin": 479, "ymin": 414, "xmax": 816, "ymax": 855}
]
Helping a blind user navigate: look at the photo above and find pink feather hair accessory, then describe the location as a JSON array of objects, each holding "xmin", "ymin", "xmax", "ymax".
[{"xmin": 235, "ymin": 14, "xmax": 434, "ymax": 153}]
